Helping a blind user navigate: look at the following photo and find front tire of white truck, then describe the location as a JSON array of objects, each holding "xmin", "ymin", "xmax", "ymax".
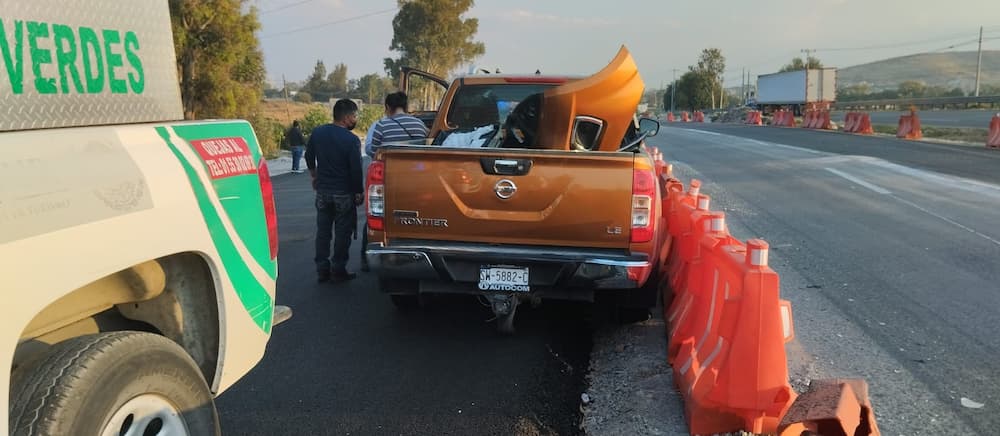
[{"xmin": 8, "ymin": 331, "xmax": 220, "ymax": 436}]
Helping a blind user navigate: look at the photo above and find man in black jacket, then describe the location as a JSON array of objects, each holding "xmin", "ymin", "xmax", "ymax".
[
  {"xmin": 287, "ymin": 120, "xmax": 306, "ymax": 173},
  {"xmin": 305, "ymin": 100, "xmax": 363, "ymax": 283}
]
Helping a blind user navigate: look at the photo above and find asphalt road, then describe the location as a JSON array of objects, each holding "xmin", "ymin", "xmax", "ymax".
[
  {"xmin": 651, "ymin": 124, "xmax": 1000, "ymax": 434},
  {"xmin": 215, "ymin": 173, "xmax": 596, "ymax": 435},
  {"xmin": 832, "ymin": 109, "xmax": 997, "ymax": 129}
]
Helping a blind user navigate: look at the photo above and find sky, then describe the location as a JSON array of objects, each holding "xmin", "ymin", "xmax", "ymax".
[{"xmin": 252, "ymin": 0, "xmax": 1000, "ymax": 89}]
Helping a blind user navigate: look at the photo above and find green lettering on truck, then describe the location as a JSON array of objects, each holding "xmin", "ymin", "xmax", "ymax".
[
  {"xmin": 0, "ymin": 18, "xmax": 24, "ymax": 94},
  {"xmin": 27, "ymin": 21, "xmax": 56, "ymax": 94},
  {"xmin": 124, "ymin": 31, "xmax": 143, "ymax": 94},
  {"xmin": 53, "ymin": 24, "xmax": 84, "ymax": 94},
  {"xmin": 102, "ymin": 29, "xmax": 126, "ymax": 94},
  {"xmin": 79, "ymin": 26, "xmax": 104, "ymax": 93}
]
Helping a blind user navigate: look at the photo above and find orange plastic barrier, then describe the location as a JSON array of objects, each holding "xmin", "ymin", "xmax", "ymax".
[
  {"xmin": 770, "ymin": 110, "xmax": 796, "ymax": 127},
  {"xmin": 778, "ymin": 379, "xmax": 881, "ymax": 436},
  {"xmin": 667, "ymin": 112, "xmax": 676, "ymax": 123},
  {"xmin": 744, "ymin": 111, "xmax": 762, "ymax": 125},
  {"xmin": 670, "ymin": 223, "xmax": 798, "ymax": 434},
  {"xmin": 854, "ymin": 113, "xmax": 874, "ymax": 135},
  {"xmin": 843, "ymin": 112, "xmax": 859, "ymax": 132},
  {"xmin": 987, "ymin": 114, "xmax": 1000, "ymax": 149},
  {"xmin": 659, "ymin": 176, "xmax": 881, "ymax": 435},
  {"xmin": 843, "ymin": 112, "xmax": 871, "ymax": 134},
  {"xmin": 801, "ymin": 110, "xmax": 831, "ymax": 130},
  {"xmin": 694, "ymin": 111, "xmax": 706, "ymax": 123},
  {"xmin": 896, "ymin": 110, "xmax": 923, "ymax": 140},
  {"xmin": 682, "ymin": 112, "xmax": 691, "ymax": 122}
]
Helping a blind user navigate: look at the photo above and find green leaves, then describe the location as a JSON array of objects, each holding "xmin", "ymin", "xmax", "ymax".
[
  {"xmin": 170, "ymin": 0, "xmax": 265, "ymax": 120},
  {"xmin": 383, "ymin": 0, "xmax": 485, "ymax": 79}
]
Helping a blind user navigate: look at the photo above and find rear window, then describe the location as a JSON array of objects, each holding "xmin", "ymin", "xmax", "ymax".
[{"xmin": 446, "ymin": 84, "xmax": 555, "ymax": 130}]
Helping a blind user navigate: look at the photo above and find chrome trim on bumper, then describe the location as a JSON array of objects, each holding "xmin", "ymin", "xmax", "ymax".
[
  {"xmin": 367, "ymin": 242, "xmax": 648, "ymax": 267},
  {"xmin": 367, "ymin": 242, "xmax": 649, "ymax": 291}
]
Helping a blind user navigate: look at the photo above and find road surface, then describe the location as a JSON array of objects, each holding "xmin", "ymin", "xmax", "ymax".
[
  {"xmin": 214, "ymin": 172, "xmax": 597, "ymax": 435},
  {"xmin": 652, "ymin": 124, "xmax": 1000, "ymax": 434},
  {"xmin": 832, "ymin": 109, "xmax": 997, "ymax": 129}
]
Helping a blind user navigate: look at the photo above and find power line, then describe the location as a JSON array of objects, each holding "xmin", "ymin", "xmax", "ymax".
[
  {"xmin": 261, "ymin": 7, "xmax": 398, "ymax": 38},
  {"xmin": 260, "ymin": 0, "xmax": 320, "ymax": 14},
  {"xmin": 814, "ymin": 32, "xmax": 977, "ymax": 52}
]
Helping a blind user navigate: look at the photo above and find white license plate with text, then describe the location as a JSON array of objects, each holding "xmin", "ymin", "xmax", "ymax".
[{"xmin": 478, "ymin": 266, "xmax": 530, "ymax": 292}]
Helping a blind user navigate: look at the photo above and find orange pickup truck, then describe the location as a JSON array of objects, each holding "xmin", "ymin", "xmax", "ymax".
[{"xmin": 366, "ymin": 47, "xmax": 666, "ymax": 332}]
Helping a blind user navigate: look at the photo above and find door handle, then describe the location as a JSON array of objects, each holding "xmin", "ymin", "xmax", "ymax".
[{"xmin": 480, "ymin": 158, "xmax": 532, "ymax": 176}]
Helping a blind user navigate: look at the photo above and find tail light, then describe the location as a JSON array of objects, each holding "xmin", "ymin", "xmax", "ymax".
[
  {"xmin": 257, "ymin": 160, "xmax": 279, "ymax": 260},
  {"xmin": 367, "ymin": 160, "xmax": 385, "ymax": 230},
  {"xmin": 631, "ymin": 166, "xmax": 657, "ymax": 243}
]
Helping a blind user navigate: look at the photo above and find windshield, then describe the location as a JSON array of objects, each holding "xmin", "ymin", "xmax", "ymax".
[{"xmin": 445, "ymin": 84, "xmax": 556, "ymax": 129}]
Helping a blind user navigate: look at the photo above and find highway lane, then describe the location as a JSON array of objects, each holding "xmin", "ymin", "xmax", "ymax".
[
  {"xmin": 832, "ymin": 109, "xmax": 997, "ymax": 129},
  {"xmin": 214, "ymin": 173, "xmax": 595, "ymax": 436},
  {"xmin": 651, "ymin": 124, "xmax": 1000, "ymax": 434}
]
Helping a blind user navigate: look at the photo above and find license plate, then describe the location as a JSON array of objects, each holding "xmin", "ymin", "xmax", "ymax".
[{"xmin": 478, "ymin": 266, "xmax": 530, "ymax": 292}]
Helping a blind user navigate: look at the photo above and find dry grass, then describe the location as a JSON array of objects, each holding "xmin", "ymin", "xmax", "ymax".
[{"xmin": 261, "ymin": 100, "xmax": 326, "ymax": 126}]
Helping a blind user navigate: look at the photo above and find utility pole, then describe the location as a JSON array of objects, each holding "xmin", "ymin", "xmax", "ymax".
[
  {"xmin": 975, "ymin": 26, "xmax": 984, "ymax": 97},
  {"xmin": 282, "ymin": 74, "xmax": 291, "ymax": 123},
  {"xmin": 670, "ymin": 69, "xmax": 679, "ymax": 113},
  {"xmin": 741, "ymin": 68, "xmax": 746, "ymax": 106}
]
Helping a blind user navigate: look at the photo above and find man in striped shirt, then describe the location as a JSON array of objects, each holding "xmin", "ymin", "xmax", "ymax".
[
  {"xmin": 361, "ymin": 92, "xmax": 429, "ymax": 272},
  {"xmin": 365, "ymin": 91, "xmax": 429, "ymax": 157}
]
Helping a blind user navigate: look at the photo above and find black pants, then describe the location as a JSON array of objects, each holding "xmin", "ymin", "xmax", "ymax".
[{"xmin": 315, "ymin": 193, "xmax": 356, "ymax": 274}]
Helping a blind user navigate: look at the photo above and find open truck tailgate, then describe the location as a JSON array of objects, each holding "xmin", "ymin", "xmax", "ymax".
[{"xmin": 381, "ymin": 147, "xmax": 635, "ymax": 249}]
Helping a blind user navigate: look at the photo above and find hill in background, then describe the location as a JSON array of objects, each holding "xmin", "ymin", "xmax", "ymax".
[{"xmin": 838, "ymin": 51, "xmax": 1000, "ymax": 92}]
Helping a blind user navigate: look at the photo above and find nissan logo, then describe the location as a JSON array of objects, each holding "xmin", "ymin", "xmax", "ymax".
[{"xmin": 494, "ymin": 179, "xmax": 517, "ymax": 199}]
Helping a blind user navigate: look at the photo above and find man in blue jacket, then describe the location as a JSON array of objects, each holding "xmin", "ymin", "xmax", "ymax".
[{"xmin": 306, "ymin": 99, "xmax": 363, "ymax": 283}]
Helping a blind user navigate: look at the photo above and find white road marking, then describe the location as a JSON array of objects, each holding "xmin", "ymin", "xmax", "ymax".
[
  {"xmin": 824, "ymin": 168, "xmax": 893, "ymax": 195},
  {"xmin": 825, "ymin": 167, "xmax": 1000, "ymax": 247},
  {"xmin": 893, "ymin": 196, "xmax": 1000, "ymax": 248}
]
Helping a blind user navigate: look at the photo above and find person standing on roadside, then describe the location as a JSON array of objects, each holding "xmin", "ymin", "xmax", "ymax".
[
  {"xmin": 286, "ymin": 120, "xmax": 306, "ymax": 174},
  {"xmin": 358, "ymin": 92, "xmax": 428, "ymax": 272},
  {"xmin": 306, "ymin": 100, "xmax": 364, "ymax": 283}
]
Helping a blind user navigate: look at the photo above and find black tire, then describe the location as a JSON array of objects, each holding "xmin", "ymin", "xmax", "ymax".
[
  {"xmin": 9, "ymin": 331, "xmax": 219, "ymax": 436},
  {"xmin": 612, "ymin": 268, "xmax": 661, "ymax": 324},
  {"xmin": 380, "ymin": 276, "xmax": 420, "ymax": 311},
  {"xmin": 389, "ymin": 294, "xmax": 419, "ymax": 310}
]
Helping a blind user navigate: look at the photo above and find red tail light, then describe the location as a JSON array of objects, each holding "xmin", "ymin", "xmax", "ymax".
[
  {"xmin": 257, "ymin": 160, "xmax": 279, "ymax": 260},
  {"xmin": 631, "ymin": 167, "xmax": 657, "ymax": 243},
  {"xmin": 367, "ymin": 160, "xmax": 385, "ymax": 231}
]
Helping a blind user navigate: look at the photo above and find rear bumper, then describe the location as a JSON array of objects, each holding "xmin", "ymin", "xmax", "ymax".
[{"xmin": 367, "ymin": 241, "xmax": 650, "ymax": 300}]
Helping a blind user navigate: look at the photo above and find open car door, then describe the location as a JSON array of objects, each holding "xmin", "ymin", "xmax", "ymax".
[{"xmin": 400, "ymin": 67, "xmax": 450, "ymax": 129}]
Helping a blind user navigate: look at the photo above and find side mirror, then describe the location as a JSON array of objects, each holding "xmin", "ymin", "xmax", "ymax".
[{"xmin": 639, "ymin": 118, "xmax": 660, "ymax": 137}]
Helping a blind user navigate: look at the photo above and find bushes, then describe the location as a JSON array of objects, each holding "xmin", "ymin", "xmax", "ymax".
[
  {"xmin": 356, "ymin": 105, "xmax": 383, "ymax": 134},
  {"xmin": 246, "ymin": 114, "xmax": 285, "ymax": 159},
  {"xmin": 301, "ymin": 105, "xmax": 332, "ymax": 136}
]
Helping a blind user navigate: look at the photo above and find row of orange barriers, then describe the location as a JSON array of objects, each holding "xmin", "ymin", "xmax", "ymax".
[
  {"xmin": 842, "ymin": 112, "xmax": 874, "ymax": 135},
  {"xmin": 744, "ymin": 111, "xmax": 763, "ymax": 125},
  {"xmin": 990, "ymin": 114, "xmax": 1000, "ymax": 149},
  {"xmin": 648, "ymin": 153, "xmax": 880, "ymax": 435},
  {"xmin": 770, "ymin": 110, "xmax": 796, "ymax": 127},
  {"xmin": 666, "ymin": 111, "xmax": 706, "ymax": 123}
]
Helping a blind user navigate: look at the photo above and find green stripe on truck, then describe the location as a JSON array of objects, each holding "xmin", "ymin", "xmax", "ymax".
[{"xmin": 157, "ymin": 126, "xmax": 273, "ymax": 333}]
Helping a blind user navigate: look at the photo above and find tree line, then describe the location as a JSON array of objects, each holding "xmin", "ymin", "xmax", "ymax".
[
  {"xmin": 266, "ymin": 62, "xmax": 398, "ymax": 105},
  {"xmin": 169, "ymin": 0, "xmax": 484, "ymax": 157},
  {"xmin": 838, "ymin": 81, "xmax": 999, "ymax": 101},
  {"xmin": 662, "ymin": 48, "xmax": 729, "ymax": 112}
]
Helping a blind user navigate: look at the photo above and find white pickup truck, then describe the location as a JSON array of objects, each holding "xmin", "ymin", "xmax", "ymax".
[{"xmin": 0, "ymin": 1, "xmax": 286, "ymax": 435}]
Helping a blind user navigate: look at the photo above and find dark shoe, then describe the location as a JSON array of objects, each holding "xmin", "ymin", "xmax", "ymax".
[
  {"xmin": 317, "ymin": 271, "xmax": 331, "ymax": 283},
  {"xmin": 331, "ymin": 271, "xmax": 357, "ymax": 282}
]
